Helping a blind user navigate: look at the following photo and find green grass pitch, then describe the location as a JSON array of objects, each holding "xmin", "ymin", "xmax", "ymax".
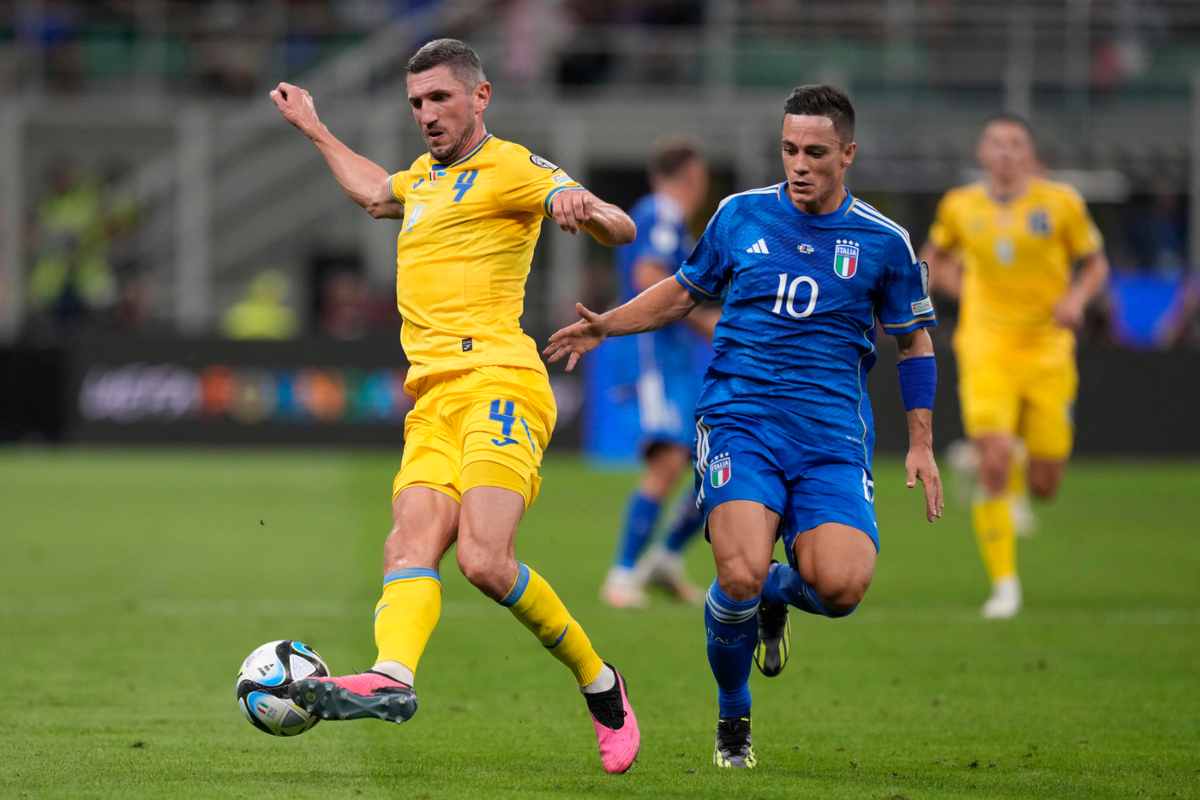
[{"xmin": 1, "ymin": 449, "xmax": 1197, "ymax": 799}]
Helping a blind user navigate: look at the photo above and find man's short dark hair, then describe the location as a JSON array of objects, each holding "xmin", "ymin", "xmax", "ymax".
[
  {"xmin": 981, "ymin": 112, "xmax": 1037, "ymax": 147},
  {"xmin": 406, "ymin": 38, "xmax": 486, "ymax": 87},
  {"xmin": 783, "ymin": 85, "xmax": 855, "ymax": 143},
  {"xmin": 649, "ymin": 135, "xmax": 702, "ymax": 179}
]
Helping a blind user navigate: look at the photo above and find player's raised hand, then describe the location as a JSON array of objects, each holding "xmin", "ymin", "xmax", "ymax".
[
  {"xmin": 905, "ymin": 445, "xmax": 944, "ymax": 522},
  {"xmin": 269, "ymin": 82, "xmax": 322, "ymax": 138},
  {"xmin": 550, "ymin": 188, "xmax": 598, "ymax": 234},
  {"xmin": 543, "ymin": 303, "xmax": 607, "ymax": 371}
]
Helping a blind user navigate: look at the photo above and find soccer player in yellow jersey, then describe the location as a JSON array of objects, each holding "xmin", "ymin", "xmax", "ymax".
[
  {"xmin": 921, "ymin": 114, "xmax": 1109, "ymax": 619},
  {"xmin": 268, "ymin": 39, "xmax": 641, "ymax": 772}
]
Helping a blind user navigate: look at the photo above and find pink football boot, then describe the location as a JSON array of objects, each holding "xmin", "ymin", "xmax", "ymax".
[
  {"xmin": 289, "ymin": 670, "xmax": 417, "ymax": 723},
  {"xmin": 584, "ymin": 664, "xmax": 640, "ymax": 773}
]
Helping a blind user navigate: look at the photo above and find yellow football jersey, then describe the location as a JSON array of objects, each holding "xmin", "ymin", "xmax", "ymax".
[
  {"xmin": 928, "ymin": 177, "xmax": 1102, "ymax": 354},
  {"xmin": 387, "ymin": 134, "xmax": 582, "ymax": 391}
]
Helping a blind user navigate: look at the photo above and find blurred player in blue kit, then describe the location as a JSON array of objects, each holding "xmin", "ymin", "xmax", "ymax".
[
  {"xmin": 547, "ymin": 85, "xmax": 944, "ymax": 769},
  {"xmin": 601, "ymin": 137, "xmax": 719, "ymax": 609}
]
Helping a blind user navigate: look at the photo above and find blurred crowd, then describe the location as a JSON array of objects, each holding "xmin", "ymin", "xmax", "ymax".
[
  {"xmin": 5, "ymin": 1, "xmax": 1197, "ymax": 96},
  {"xmin": 23, "ymin": 158, "xmax": 152, "ymax": 337},
  {"xmin": 1, "ymin": 0, "xmax": 710, "ymax": 95},
  {"xmin": 3, "ymin": 0, "xmax": 435, "ymax": 95}
]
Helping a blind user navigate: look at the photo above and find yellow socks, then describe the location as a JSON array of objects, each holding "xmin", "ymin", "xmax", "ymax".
[
  {"xmin": 1005, "ymin": 450, "xmax": 1028, "ymax": 502},
  {"xmin": 500, "ymin": 563, "xmax": 605, "ymax": 687},
  {"xmin": 373, "ymin": 568, "xmax": 442, "ymax": 681},
  {"xmin": 972, "ymin": 496, "xmax": 1016, "ymax": 583}
]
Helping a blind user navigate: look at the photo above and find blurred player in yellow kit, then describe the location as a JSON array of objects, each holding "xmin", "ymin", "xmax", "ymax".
[
  {"xmin": 922, "ymin": 114, "xmax": 1109, "ymax": 618},
  {"xmin": 269, "ymin": 39, "xmax": 641, "ymax": 772}
]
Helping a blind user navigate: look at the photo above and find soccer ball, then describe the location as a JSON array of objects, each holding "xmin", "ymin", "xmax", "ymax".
[{"xmin": 235, "ymin": 640, "xmax": 329, "ymax": 736}]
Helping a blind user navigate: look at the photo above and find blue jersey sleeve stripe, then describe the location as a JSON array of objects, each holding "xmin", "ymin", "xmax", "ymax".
[
  {"xmin": 543, "ymin": 185, "xmax": 585, "ymax": 217},
  {"xmin": 674, "ymin": 269, "xmax": 716, "ymax": 299}
]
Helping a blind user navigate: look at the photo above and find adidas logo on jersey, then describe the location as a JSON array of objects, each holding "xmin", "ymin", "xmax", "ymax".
[{"xmin": 745, "ymin": 238, "xmax": 770, "ymax": 255}]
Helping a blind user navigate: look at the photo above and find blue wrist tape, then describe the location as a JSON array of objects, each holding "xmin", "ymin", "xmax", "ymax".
[{"xmin": 898, "ymin": 355, "xmax": 937, "ymax": 411}]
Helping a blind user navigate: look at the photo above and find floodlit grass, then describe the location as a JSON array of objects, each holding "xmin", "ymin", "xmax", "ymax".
[{"xmin": 1, "ymin": 449, "xmax": 1197, "ymax": 799}]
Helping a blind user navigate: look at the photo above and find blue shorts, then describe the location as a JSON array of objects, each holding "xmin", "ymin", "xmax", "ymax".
[
  {"xmin": 693, "ymin": 414, "xmax": 880, "ymax": 559},
  {"xmin": 637, "ymin": 367, "xmax": 702, "ymax": 453}
]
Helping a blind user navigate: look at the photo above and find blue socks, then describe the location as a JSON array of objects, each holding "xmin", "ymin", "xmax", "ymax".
[
  {"xmin": 663, "ymin": 494, "xmax": 704, "ymax": 554},
  {"xmin": 614, "ymin": 492, "xmax": 661, "ymax": 570},
  {"xmin": 761, "ymin": 561, "xmax": 856, "ymax": 618},
  {"xmin": 704, "ymin": 581, "xmax": 759, "ymax": 719}
]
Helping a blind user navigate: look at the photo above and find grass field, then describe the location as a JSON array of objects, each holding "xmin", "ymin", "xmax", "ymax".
[{"xmin": 1, "ymin": 449, "xmax": 1197, "ymax": 799}]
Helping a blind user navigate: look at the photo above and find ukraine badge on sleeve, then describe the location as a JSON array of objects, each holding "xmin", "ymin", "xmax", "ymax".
[{"xmin": 833, "ymin": 239, "xmax": 860, "ymax": 279}]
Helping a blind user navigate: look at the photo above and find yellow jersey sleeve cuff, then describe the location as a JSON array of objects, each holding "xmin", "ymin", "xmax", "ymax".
[{"xmin": 542, "ymin": 185, "xmax": 584, "ymax": 217}]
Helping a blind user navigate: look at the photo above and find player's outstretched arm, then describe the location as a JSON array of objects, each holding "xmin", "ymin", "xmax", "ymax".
[
  {"xmin": 269, "ymin": 82, "xmax": 403, "ymax": 219},
  {"xmin": 550, "ymin": 189, "xmax": 636, "ymax": 246},
  {"xmin": 896, "ymin": 328, "xmax": 944, "ymax": 522},
  {"xmin": 632, "ymin": 256, "xmax": 720, "ymax": 340},
  {"xmin": 543, "ymin": 276, "xmax": 696, "ymax": 371}
]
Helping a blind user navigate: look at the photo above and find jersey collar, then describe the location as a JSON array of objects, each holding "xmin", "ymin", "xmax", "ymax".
[
  {"xmin": 432, "ymin": 133, "xmax": 493, "ymax": 169},
  {"xmin": 776, "ymin": 182, "xmax": 854, "ymax": 222}
]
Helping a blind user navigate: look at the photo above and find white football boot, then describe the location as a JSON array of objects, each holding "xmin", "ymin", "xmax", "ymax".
[
  {"xmin": 981, "ymin": 576, "xmax": 1022, "ymax": 619},
  {"xmin": 601, "ymin": 567, "xmax": 648, "ymax": 609},
  {"xmin": 636, "ymin": 547, "xmax": 704, "ymax": 605}
]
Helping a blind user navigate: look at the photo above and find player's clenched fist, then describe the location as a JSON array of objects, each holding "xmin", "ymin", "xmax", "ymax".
[
  {"xmin": 550, "ymin": 188, "xmax": 599, "ymax": 234},
  {"xmin": 269, "ymin": 82, "xmax": 323, "ymax": 138}
]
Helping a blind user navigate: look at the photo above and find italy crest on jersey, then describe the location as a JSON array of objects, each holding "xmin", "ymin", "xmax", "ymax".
[
  {"xmin": 833, "ymin": 239, "xmax": 860, "ymax": 279},
  {"xmin": 709, "ymin": 453, "xmax": 732, "ymax": 488}
]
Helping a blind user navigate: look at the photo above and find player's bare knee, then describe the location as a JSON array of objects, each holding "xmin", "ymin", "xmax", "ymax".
[
  {"xmin": 384, "ymin": 524, "xmax": 441, "ymax": 571},
  {"xmin": 978, "ymin": 455, "xmax": 1009, "ymax": 494},
  {"xmin": 1029, "ymin": 462, "xmax": 1063, "ymax": 500},
  {"xmin": 455, "ymin": 545, "xmax": 513, "ymax": 600},
  {"xmin": 717, "ymin": 562, "xmax": 768, "ymax": 601},
  {"xmin": 814, "ymin": 570, "xmax": 870, "ymax": 615},
  {"xmin": 975, "ymin": 438, "xmax": 1012, "ymax": 490}
]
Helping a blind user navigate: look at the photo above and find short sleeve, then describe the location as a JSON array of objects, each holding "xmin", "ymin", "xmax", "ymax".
[
  {"xmin": 877, "ymin": 234, "xmax": 937, "ymax": 335},
  {"xmin": 926, "ymin": 192, "xmax": 959, "ymax": 252},
  {"xmin": 1061, "ymin": 188, "xmax": 1104, "ymax": 261},
  {"xmin": 675, "ymin": 208, "xmax": 732, "ymax": 301},
  {"xmin": 496, "ymin": 149, "xmax": 583, "ymax": 217},
  {"xmin": 389, "ymin": 170, "xmax": 410, "ymax": 204}
]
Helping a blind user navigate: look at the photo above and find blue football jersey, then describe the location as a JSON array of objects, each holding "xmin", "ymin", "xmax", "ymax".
[{"xmin": 675, "ymin": 184, "xmax": 936, "ymax": 464}]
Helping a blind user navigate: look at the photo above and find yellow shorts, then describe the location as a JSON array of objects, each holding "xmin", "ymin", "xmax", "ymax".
[
  {"xmin": 393, "ymin": 365, "xmax": 557, "ymax": 508},
  {"xmin": 956, "ymin": 348, "xmax": 1077, "ymax": 461}
]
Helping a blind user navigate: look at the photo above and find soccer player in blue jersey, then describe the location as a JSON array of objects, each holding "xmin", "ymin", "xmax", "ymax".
[
  {"xmin": 546, "ymin": 85, "xmax": 944, "ymax": 769},
  {"xmin": 602, "ymin": 137, "xmax": 717, "ymax": 609}
]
